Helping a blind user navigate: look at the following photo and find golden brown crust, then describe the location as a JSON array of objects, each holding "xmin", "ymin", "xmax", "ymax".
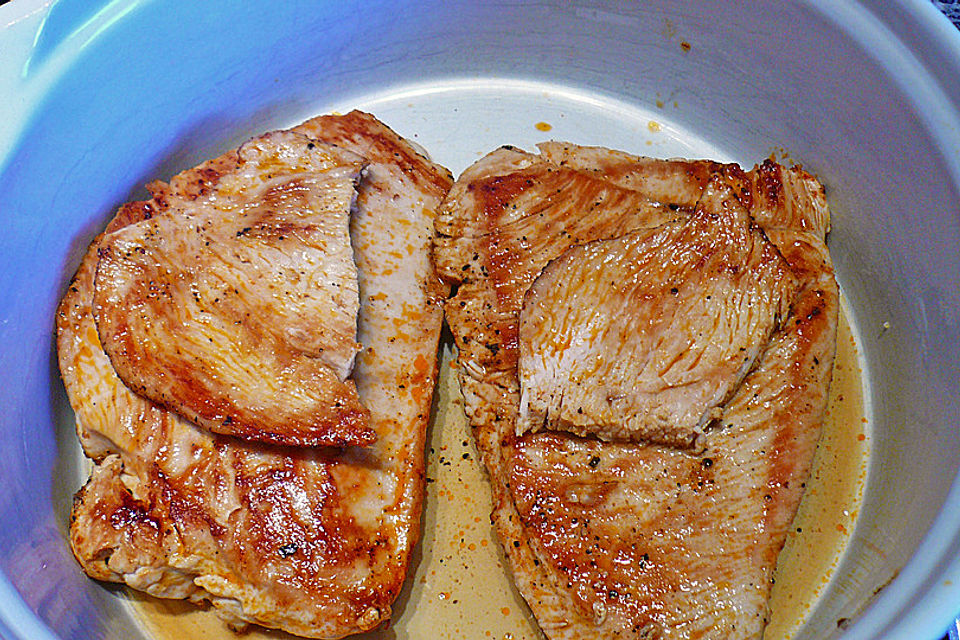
[
  {"xmin": 434, "ymin": 145, "xmax": 837, "ymax": 640},
  {"xmin": 748, "ymin": 159, "xmax": 831, "ymax": 236}
]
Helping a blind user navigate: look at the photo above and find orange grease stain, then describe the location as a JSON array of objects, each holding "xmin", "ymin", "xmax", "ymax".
[{"xmin": 413, "ymin": 354, "xmax": 428, "ymax": 372}]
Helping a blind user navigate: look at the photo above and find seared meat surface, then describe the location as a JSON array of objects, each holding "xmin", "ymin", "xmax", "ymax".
[
  {"xmin": 93, "ymin": 131, "xmax": 373, "ymax": 448},
  {"xmin": 518, "ymin": 169, "xmax": 798, "ymax": 449},
  {"xmin": 434, "ymin": 143, "xmax": 835, "ymax": 640},
  {"xmin": 60, "ymin": 111, "xmax": 452, "ymax": 638}
]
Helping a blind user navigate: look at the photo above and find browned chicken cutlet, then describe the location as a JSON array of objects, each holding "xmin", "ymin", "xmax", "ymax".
[
  {"xmin": 518, "ymin": 169, "xmax": 799, "ymax": 448},
  {"xmin": 93, "ymin": 130, "xmax": 373, "ymax": 448},
  {"xmin": 59, "ymin": 111, "xmax": 453, "ymax": 638},
  {"xmin": 434, "ymin": 143, "xmax": 835, "ymax": 640}
]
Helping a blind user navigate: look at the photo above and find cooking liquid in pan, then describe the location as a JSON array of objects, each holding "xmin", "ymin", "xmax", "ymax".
[{"xmin": 126, "ymin": 305, "xmax": 867, "ymax": 640}]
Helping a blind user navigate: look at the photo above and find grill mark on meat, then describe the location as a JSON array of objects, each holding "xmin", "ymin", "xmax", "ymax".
[
  {"xmin": 476, "ymin": 173, "xmax": 533, "ymax": 311},
  {"xmin": 104, "ymin": 488, "xmax": 161, "ymax": 534}
]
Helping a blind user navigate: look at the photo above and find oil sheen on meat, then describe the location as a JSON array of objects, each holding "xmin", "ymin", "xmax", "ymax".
[
  {"xmin": 59, "ymin": 111, "xmax": 452, "ymax": 638},
  {"xmin": 434, "ymin": 143, "xmax": 836, "ymax": 640}
]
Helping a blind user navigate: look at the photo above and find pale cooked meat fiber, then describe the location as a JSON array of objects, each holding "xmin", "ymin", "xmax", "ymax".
[{"xmin": 517, "ymin": 170, "xmax": 799, "ymax": 449}]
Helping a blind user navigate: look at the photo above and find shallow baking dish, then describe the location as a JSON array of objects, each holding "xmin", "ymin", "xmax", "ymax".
[{"xmin": 1, "ymin": 1, "xmax": 959, "ymax": 639}]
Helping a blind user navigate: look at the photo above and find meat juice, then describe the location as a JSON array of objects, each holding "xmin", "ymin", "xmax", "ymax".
[
  {"xmin": 128, "ymin": 303, "xmax": 867, "ymax": 640},
  {"xmin": 764, "ymin": 301, "xmax": 869, "ymax": 639}
]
